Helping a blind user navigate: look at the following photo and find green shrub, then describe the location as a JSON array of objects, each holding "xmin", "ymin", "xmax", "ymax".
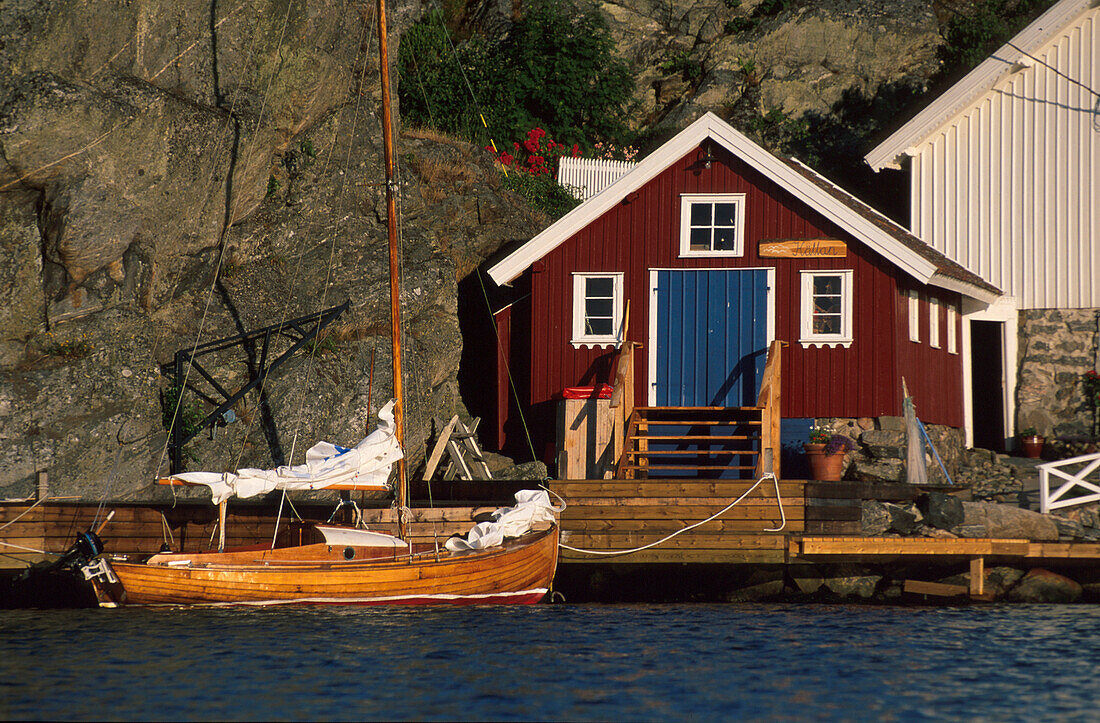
[
  {"xmin": 500, "ymin": 170, "xmax": 580, "ymax": 219},
  {"xmin": 724, "ymin": 17, "xmax": 757, "ymax": 34},
  {"xmin": 398, "ymin": 0, "xmax": 635, "ymax": 150},
  {"xmin": 160, "ymin": 384, "xmax": 205, "ymax": 438},
  {"xmin": 939, "ymin": 0, "xmax": 1049, "ymax": 74}
]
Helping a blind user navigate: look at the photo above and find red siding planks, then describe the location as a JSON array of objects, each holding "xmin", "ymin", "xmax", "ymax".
[{"xmin": 518, "ymin": 144, "xmax": 964, "ymax": 448}]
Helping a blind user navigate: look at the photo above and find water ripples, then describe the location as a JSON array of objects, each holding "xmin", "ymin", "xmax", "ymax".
[{"xmin": 2, "ymin": 604, "xmax": 1099, "ymax": 720}]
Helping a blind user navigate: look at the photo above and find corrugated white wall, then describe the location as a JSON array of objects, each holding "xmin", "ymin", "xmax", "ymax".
[
  {"xmin": 910, "ymin": 8, "xmax": 1100, "ymax": 309},
  {"xmin": 557, "ymin": 157, "xmax": 636, "ymax": 201}
]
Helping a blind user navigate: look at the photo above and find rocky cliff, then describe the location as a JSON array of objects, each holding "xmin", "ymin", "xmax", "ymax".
[{"xmin": 0, "ymin": 0, "xmax": 960, "ymax": 501}]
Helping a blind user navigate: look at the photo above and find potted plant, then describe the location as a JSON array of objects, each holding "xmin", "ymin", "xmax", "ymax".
[
  {"xmin": 1019, "ymin": 427, "xmax": 1045, "ymax": 458},
  {"xmin": 804, "ymin": 427, "xmax": 855, "ymax": 481}
]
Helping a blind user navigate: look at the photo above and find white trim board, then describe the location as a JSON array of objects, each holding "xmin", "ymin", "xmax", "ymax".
[
  {"xmin": 487, "ymin": 112, "xmax": 958, "ymax": 290},
  {"xmin": 866, "ymin": 0, "xmax": 1094, "ymax": 171}
]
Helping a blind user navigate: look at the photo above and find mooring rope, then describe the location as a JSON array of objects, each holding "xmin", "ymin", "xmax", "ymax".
[
  {"xmin": 0, "ymin": 540, "xmax": 58, "ymax": 556},
  {"xmin": 556, "ymin": 474, "xmax": 786, "ymax": 557}
]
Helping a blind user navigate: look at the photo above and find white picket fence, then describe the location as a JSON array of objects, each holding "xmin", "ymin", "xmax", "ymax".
[
  {"xmin": 1038, "ymin": 452, "xmax": 1100, "ymax": 514},
  {"xmin": 557, "ymin": 157, "xmax": 636, "ymax": 201}
]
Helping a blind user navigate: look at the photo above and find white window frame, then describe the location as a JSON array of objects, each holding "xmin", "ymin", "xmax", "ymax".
[
  {"xmin": 947, "ymin": 305, "xmax": 958, "ymax": 354},
  {"xmin": 678, "ymin": 193, "xmax": 746, "ymax": 258},
  {"xmin": 929, "ymin": 298, "xmax": 941, "ymax": 348},
  {"xmin": 571, "ymin": 272, "xmax": 624, "ymax": 349},
  {"xmin": 799, "ymin": 270, "xmax": 854, "ymax": 349},
  {"xmin": 908, "ymin": 290, "xmax": 921, "ymax": 342}
]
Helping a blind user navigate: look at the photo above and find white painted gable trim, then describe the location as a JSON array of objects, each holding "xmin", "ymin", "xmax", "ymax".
[
  {"xmin": 487, "ymin": 112, "xmax": 940, "ymax": 287},
  {"xmin": 865, "ymin": 0, "xmax": 1092, "ymax": 171}
]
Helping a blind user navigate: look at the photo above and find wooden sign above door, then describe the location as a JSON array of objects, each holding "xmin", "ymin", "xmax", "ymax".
[{"xmin": 758, "ymin": 238, "xmax": 847, "ymax": 258}]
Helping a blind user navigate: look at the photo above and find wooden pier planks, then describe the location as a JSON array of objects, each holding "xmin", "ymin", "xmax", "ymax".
[
  {"xmin": 794, "ymin": 537, "xmax": 1032, "ymax": 557},
  {"xmin": 551, "ymin": 478, "xmax": 803, "ymax": 563}
]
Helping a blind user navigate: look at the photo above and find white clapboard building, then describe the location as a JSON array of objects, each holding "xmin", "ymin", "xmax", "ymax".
[{"xmin": 866, "ymin": 0, "xmax": 1100, "ymax": 449}]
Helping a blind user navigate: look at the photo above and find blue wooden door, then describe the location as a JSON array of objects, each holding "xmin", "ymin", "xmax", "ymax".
[{"xmin": 652, "ymin": 269, "xmax": 769, "ymax": 407}]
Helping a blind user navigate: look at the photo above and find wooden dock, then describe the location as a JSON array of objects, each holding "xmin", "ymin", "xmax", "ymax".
[{"xmin": 550, "ymin": 478, "xmax": 1100, "ymax": 567}]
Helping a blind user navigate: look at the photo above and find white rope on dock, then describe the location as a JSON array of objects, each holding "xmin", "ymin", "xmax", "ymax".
[
  {"xmin": 0, "ymin": 540, "xmax": 58, "ymax": 556},
  {"xmin": 556, "ymin": 474, "xmax": 786, "ymax": 557}
]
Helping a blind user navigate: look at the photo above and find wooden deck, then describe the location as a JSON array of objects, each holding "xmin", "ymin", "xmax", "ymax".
[{"xmin": 551, "ymin": 478, "xmax": 1100, "ymax": 566}]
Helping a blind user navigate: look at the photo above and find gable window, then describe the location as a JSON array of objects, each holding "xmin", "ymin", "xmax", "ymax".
[
  {"xmin": 800, "ymin": 270, "xmax": 853, "ymax": 348},
  {"xmin": 908, "ymin": 290, "xmax": 921, "ymax": 342},
  {"xmin": 947, "ymin": 305, "xmax": 958, "ymax": 354},
  {"xmin": 929, "ymin": 299, "xmax": 941, "ymax": 348},
  {"xmin": 571, "ymin": 272, "xmax": 624, "ymax": 348},
  {"xmin": 679, "ymin": 194, "xmax": 746, "ymax": 257}
]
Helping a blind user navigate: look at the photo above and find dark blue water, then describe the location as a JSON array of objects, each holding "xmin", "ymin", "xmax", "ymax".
[{"xmin": 2, "ymin": 604, "xmax": 1098, "ymax": 721}]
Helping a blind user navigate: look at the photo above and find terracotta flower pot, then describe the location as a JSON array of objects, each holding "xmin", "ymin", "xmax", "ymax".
[
  {"xmin": 804, "ymin": 443, "xmax": 845, "ymax": 481},
  {"xmin": 1021, "ymin": 435, "xmax": 1045, "ymax": 459}
]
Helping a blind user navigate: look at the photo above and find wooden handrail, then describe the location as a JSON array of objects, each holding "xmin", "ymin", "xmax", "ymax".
[
  {"xmin": 754, "ymin": 341, "xmax": 785, "ymax": 479},
  {"xmin": 608, "ymin": 340, "xmax": 641, "ymax": 478}
]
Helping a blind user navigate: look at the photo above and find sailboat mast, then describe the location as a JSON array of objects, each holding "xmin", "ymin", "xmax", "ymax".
[{"xmin": 377, "ymin": 0, "xmax": 408, "ymax": 539}]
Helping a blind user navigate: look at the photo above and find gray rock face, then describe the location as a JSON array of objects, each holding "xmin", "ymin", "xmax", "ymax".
[
  {"xmin": 954, "ymin": 501, "xmax": 1060, "ymax": 541},
  {"xmin": 0, "ymin": 2, "xmax": 541, "ymax": 501},
  {"xmin": 608, "ymin": 0, "xmax": 942, "ymax": 134}
]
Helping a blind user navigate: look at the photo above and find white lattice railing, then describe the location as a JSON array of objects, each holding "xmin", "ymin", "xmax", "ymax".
[
  {"xmin": 1038, "ymin": 452, "xmax": 1100, "ymax": 514},
  {"xmin": 557, "ymin": 157, "xmax": 636, "ymax": 201}
]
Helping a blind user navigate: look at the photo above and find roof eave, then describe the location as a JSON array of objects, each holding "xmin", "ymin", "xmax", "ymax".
[
  {"xmin": 865, "ymin": 0, "xmax": 1091, "ymax": 171},
  {"xmin": 929, "ymin": 273, "xmax": 1002, "ymax": 304}
]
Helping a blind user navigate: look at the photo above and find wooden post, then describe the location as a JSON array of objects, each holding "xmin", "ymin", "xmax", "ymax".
[
  {"xmin": 970, "ymin": 557, "xmax": 985, "ymax": 597},
  {"xmin": 36, "ymin": 470, "xmax": 48, "ymax": 501},
  {"xmin": 754, "ymin": 341, "xmax": 784, "ymax": 479},
  {"xmin": 218, "ymin": 499, "xmax": 227, "ymax": 552},
  {"xmin": 378, "ymin": 0, "xmax": 407, "ymax": 540}
]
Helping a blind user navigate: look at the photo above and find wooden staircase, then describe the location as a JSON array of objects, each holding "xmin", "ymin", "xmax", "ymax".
[{"xmin": 616, "ymin": 406, "xmax": 764, "ymax": 479}]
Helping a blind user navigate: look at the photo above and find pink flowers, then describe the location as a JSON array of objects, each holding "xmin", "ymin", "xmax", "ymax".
[{"xmin": 592, "ymin": 140, "xmax": 638, "ymax": 162}]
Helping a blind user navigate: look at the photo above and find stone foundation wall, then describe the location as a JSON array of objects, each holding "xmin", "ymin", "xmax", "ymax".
[
  {"xmin": 815, "ymin": 416, "xmax": 964, "ymax": 486},
  {"xmin": 1017, "ymin": 309, "xmax": 1100, "ymax": 439}
]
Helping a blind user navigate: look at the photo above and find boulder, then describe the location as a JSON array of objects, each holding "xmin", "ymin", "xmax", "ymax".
[
  {"xmin": 861, "ymin": 500, "xmax": 918, "ymax": 535},
  {"xmin": 724, "ymin": 568, "xmax": 785, "ymax": 602},
  {"xmin": 850, "ymin": 459, "xmax": 904, "ymax": 483},
  {"xmin": 921, "ymin": 492, "xmax": 964, "ymax": 530},
  {"xmin": 1006, "ymin": 568, "xmax": 1083, "ymax": 603},
  {"xmin": 955, "ymin": 502, "xmax": 1059, "ymax": 541},
  {"xmin": 859, "ymin": 429, "xmax": 906, "ymax": 460},
  {"xmin": 985, "ymin": 566, "xmax": 1026, "ymax": 597},
  {"xmin": 823, "ymin": 564, "xmax": 881, "ymax": 599},
  {"xmin": 788, "ymin": 564, "xmax": 824, "ymax": 595}
]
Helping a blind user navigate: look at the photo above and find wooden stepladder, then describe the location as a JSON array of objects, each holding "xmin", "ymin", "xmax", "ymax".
[{"xmin": 424, "ymin": 415, "xmax": 493, "ymax": 480}]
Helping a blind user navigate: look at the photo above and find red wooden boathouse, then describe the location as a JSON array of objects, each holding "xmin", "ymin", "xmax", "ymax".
[{"xmin": 485, "ymin": 113, "xmax": 999, "ymax": 477}]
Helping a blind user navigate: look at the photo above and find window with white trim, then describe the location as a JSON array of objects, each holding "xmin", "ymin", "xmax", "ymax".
[
  {"xmin": 908, "ymin": 290, "xmax": 920, "ymax": 342},
  {"xmin": 929, "ymin": 299, "xmax": 941, "ymax": 348},
  {"xmin": 571, "ymin": 272, "xmax": 624, "ymax": 348},
  {"xmin": 947, "ymin": 305, "xmax": 958, "ymax": 354},
  {"xmin": 679, "ymin": 194, "xmax": 746, "ymax": 257},
  {"xmin": 800, "ymin": 270, "xmax": 853, "ymax": 348}
]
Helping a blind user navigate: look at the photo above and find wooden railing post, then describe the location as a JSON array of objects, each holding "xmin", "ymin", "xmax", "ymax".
[
  {"xmin": 755, "ymin": 341, "xmax": 784, "ymax": 480},
  {"xmin": 609, "ymin": 341, "xmax": 639, "ymax": 479}
]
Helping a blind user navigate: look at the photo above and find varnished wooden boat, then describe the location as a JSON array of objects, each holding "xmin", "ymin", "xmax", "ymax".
[{"xmin": 87, "ymin": 525, "xmax": 559, "ymax": 606}]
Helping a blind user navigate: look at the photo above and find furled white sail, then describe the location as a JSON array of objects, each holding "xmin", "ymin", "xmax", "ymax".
[
  {"xmin": 172, "ymin": 400, "xmax": 403, "ymax": 504},
  {"xmin": 445, "ymin": 489, "xmax": 562, "ymax": 552}
]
